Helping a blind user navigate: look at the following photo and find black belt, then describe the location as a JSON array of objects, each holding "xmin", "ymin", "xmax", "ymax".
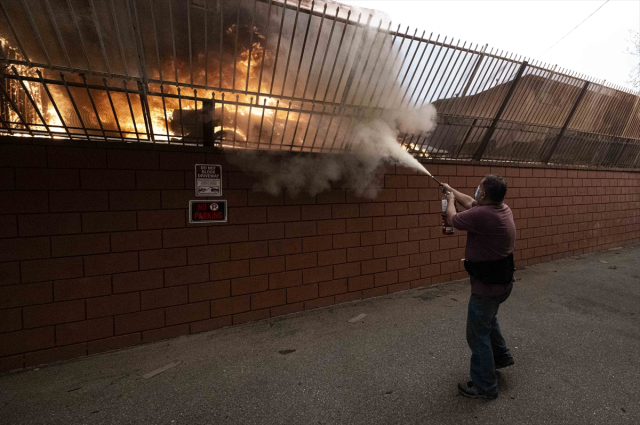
[{"xmin": 464, "ymin": 253, "xmax": 515, "ymax": 285}]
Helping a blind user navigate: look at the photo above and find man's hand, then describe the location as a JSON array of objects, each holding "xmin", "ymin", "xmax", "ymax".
[
  {"xmin": 446, "ymin": 191, "xmax": 455, "ymax": 204},
  {"xmin": 441, "ymin": 182, "xmax": 474, "ymax": 210}
]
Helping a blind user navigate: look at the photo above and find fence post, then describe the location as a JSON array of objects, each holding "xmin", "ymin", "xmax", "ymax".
[
  {"xmin": 473, "ymin": 60, "xmax": 528, "ymax": 162},
  {"xmin": 540, "ymin": 80, "xmax": 590, "ymax": 164},
  {"xmin": 460, "ymin": 44, "xmax": 488, "ymax": 98},
  {"xmin": 203, "ymin": 98, "xmax": 214, "ymax": 147}
]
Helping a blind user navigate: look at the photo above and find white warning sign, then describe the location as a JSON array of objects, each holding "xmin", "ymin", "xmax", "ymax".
[{"xmin": 195, "ymin": 164, "xmax": 222, "ymax": 197}]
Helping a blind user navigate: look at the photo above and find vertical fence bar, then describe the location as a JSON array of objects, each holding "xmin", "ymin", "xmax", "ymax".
[
  {"xmin": 110, "ymin": 0, "xmax": 130, "ymax": 78},
  {"xmin": 348, "ymin": 19, "xmax": 385, "ymax": 106},
  {"xmin": 329, "ymin": 13, "xmax": 364, "ymax": 103},
  {"xmin": 11, "ymin": 67, "xmax": 53, "ymax": 138},
  {"xmin": 81, "ymin": 75, "xmax": 108, "ymax": 141},
  {"xmin": 245, "ymin": 0, "xmax": 258, "ymax": 92},
  {"xmin": 280, "ymin": 0, "xmax": 302, "ymax": 97},
  {"xmin": 37, "ymin": 70, "xmax": 70, "ymax": 137},
  {"xmin": 188, "ymin": 0, "xmax": 194, "ymax": 87},
  {"xmin": 232, "ymin": 2, "xmax": 240, "ymax": 91},
  {"xmin": 177, "ymin": 87, "xmax": 185, "ymax": 140},
  {"xmin": 45, "ymin": 0, "xmax": 73, "ymax": 70},
  {"xmin": 541, "ymin": 80, "xmax": 590, "ymax": 163},
  {"xmin": 138, "ymin": 81, "xmax": 154, "ymax": 142},
  {"xmin": 315, "ymin": 9, "xmax": 348, "ymax": 101},
  {"xmin": 150, "ymin": 0, "xmax": 164, "ymax": 83},
  {"xmin": 89, "ymin": 0, "xmax": 112, "ymax": 76},
  {"xmin": 103, "ymin": 78, "xmax": 124, "ymax": 140},
  {"xmin": 21, "ymin": 0, "xmax": 52, "ymax": 68},
  {"xmin": 256, "ymin": 0, "xmax": 274, "ymax": 102},
  {"xmin": 218, "ymin": 0, "xmax": 224, "ymax": 89},
  {"xmin": 67, "ymin": 0, "xmax": 93, "ymax": 74},
  {"xmin": 0, "ymin": 1, "xmax": 31, "ymax": 64},
  {"xmin": 269, "ymin": 0, "xmax": 289, "ymax": 95},
  {"xmin": 60, "ymin": 73, "xmax": 90, "ymax": 139},
  {"xmin": 123, "ymin": 80, "xmax": 141, "ymax": 141},
  {"xmin": 473, "ymin": 60, "xmax": 528, "ymax": 161},
  {"xmin": 290, "ymin": 1, "xmax": 314, "ymax": 98},
  {"xmin": 299, "ymin": 4, "xmax": 327, "ymax": 100},
  {"xmin": 359, "ymin": 22, "xmax": 395, "ymax": 107},
  {"xmin": 168, "ymin": 0, "xmax": 179, "ymax": 83},
  {"xmin": 0, "ymin": 83, "xmax": 33, "ymax": 136}
]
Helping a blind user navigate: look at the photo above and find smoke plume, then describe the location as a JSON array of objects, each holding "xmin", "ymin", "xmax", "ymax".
[{"xmin": 234, "ymin": 104, "xmax": 437, "ymax": 199}]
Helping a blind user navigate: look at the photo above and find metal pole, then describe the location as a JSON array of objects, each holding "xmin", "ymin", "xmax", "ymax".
[
  {"xmin": 0, "ymin": 83, "xmax": 33, "ymax": 136},
  {"xmin": 541, "ymin": 80, "xmax": 590, "ymax": 163},
  {"xmin": 256, "ymin": 0, "xmax": 274, "ymax": 102},
  {"xmin": 359, "ymin": 21, "xmax": 395, "ymax": 107},
  {"xmin": 245, "ymin": 0, "xmax": 258, "ymax": 92},
  {"xmin": 60, "ymin": 73, "xmax": 90, "ymax": 139},
  {"xmin": 329, "ymin": 13, "xmax": 364, "ymax": 103},
  {"xmin": 280, "ymin": 0, "xmax": 302, "ymax": 97},
  {"xmin": 127, "ymin": 0, "xmax": 149, "ymax": 83},
  {"xmin": 36, "ymin": 70, "xmax": 70, "ymax": 137},
  {"xmin": 269, "ymin": 0, "xmax": 289, "ymax": 95},
  {"xmin": 290, "ymin": 0, "xmax": 314, "ymax": 98},
  {"xmin": 280, "ymin": 102, "xmax": 292, "ymax": 147},
  {"xmin": 178, "ymin": 87, "xmax": 185, "ymax": 140},
  {"xmin": 269, "ymin": 100, "xmax": 280, "ymax": 145},
  {"xmin": 89, "ymin": 0, "xmax": 112, "ymax": 76},
  {"xmin": 21, "ymin": 0, "xmax": 52, "ymax": 68},
  {"xmin": 247, "ymin": 97, "xmax": 254, "ymax": 143},
  {"xmin": 0, "ymin": 2, "xmax": 31, "ymax": 64},
  {"xmin": 338, "ymin": 14, "xmax": 374, "ymax": 107},
  {"xmin": 160, "ymin": 84, "xmax": 170, "ymax": 141},
  {"xmin": 137, "ymin": 81, "xmax": 154, "ymax": 142},
  {"xmin": 232, "ymin": 1, "xmax": 240, "ymax": 91},
  {"xmin": 103, "ymin": 78, "xmax": 124, "ymax": 140},
  {"xmin": 204, "ymin": 0, "xmax": 208, "ymax": 87},
  {"xmin": 411, "ymin": 36, "xmax": 448, "ymax": 108},
  {"xmin": 315, "ymin": 8, "xmax": 347, "ymax": 101},
  {"xmin": 123, "ymin": 80, "xmax": 141, "ymax": 141},
  {"xmin": 187, "ymin": 0, "xmax": 194, "ymax": 87},
  {"xmin": 398, "ymin": 32, "xmax": 432, "ymax": 108},
  {"xmin": 81, "ymin": 75, "xmax": 108, "ymax": 141},
  {"xmin": 348, "ymin": 19, "xmax": 385, "ymax": 106},
  {"xmin": 203, "ymin": 96, "xmax": 214, "ymax": 147},
  {"xmin": 11, "ymin": 66, "xmax": 53, "ymax": 138},
  {"xmin": 460, "ymin": 44, "xmax": 488, "ymax": 97},
  {"xmin": 150, "ymin": 0, "xmax": 164, "ymax": 82},
  {"xmin": 194, "ymin": 90, "xmax": 199, "ymax": 144},
  {"xmin": 473, "ymin": 60, "xmax": 528, "ymax": 161},
  {"xmin": 258, "ymin": 98, "xmax": 267, "ymax": 148},
  {"xmin": 66, "ymin": 0, "xmax": 93, "ymax": 74},
  {"xmin": 109, "ymin": 0, "xmax": 130, "ymax": 78}
]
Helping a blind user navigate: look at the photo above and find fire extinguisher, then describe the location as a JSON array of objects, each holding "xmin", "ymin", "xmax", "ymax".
[{"xmin": 441, "ymin": 195, "xmax": 456, "ymax": 236}]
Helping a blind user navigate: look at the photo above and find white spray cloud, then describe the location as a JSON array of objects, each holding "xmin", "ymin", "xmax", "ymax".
[{"xmin": 232, "ymin": 104, "xmax": 438, "ymax": 199}]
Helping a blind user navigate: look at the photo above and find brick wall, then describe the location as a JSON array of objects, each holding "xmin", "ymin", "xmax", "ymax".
[{"xmin": 1, "ymin": 136, "xmax": 639, "ymax": 373}]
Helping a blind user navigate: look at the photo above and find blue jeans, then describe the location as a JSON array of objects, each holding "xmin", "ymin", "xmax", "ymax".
[{"xmin": 466, "ymin": 289, "xmax": 512, "ymax": 392}]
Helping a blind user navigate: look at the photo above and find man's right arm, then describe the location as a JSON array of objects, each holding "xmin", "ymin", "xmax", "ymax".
[{"xmin": 441, "ymin": 184, "xmax": 474, "ymax": 209}]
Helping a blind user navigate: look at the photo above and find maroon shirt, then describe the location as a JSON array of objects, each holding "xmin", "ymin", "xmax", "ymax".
[{"xmin": 451, "ymin": 201, "xmax": 516, "ymax": 297}]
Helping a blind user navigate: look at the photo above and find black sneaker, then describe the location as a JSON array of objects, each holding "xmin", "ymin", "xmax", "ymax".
[
  {"xmin": 457, "ymin": 381, "xmax": 498, "ymax": 401},
  {"xmin": 495, "ymin": 357, "xmax": 514, "ymax": 370}
]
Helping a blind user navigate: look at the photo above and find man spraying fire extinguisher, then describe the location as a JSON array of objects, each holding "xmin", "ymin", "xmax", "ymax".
[{"xmin": 441, "ymin": 174, "xmax": 516, "ymax": 401}]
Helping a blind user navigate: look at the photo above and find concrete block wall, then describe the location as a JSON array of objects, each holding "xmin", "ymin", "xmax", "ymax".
[{"xmin": 1, "ymin": 136, "xmax": 639, "ymax": 373}]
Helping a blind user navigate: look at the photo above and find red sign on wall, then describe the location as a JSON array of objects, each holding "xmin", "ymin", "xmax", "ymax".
[{"xmin": 189, "ymin": 200, "xmax": 227, "ymax": 223}]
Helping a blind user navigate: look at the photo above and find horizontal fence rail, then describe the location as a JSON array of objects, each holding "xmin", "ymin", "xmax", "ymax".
[{"xmin": 1, "ymin": 0, "xmax": 640, "ymax": 169}]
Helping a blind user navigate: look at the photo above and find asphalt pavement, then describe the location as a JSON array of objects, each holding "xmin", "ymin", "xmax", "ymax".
[{"xmin": 1, "ymin": 245, "xmax": 639, "ymax": 425}]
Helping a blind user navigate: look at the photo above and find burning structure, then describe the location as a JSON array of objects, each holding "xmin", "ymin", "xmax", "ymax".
[{"xmin": 1, "ymin": 0, "xmax": 640, "ymax": 168}]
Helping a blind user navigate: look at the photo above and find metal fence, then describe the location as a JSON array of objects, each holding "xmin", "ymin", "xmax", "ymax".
[{"xmin": 1, "ymin": 0, "xmax": 640, "ymax": 168}]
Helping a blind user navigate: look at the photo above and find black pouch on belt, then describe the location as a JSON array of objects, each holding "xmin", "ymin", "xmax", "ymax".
[{"xmin": 464, "ymin": 253, "xmax": 515, "ymax": 285}]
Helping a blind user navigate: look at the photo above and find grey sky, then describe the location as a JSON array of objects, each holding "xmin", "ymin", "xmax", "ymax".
[{"xmin": 340, "ymin": 0, "xmax": 640, "ymax": 90}]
